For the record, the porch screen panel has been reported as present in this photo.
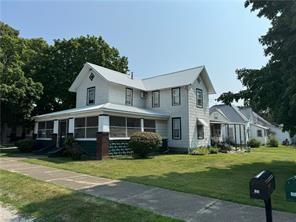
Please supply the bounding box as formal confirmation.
[110,116,126,138]
[37,121,53,138]
[74,116,98,138]
[127,118,141,136]
[86,116,98,138]
[74,118,86,138]
[144,119,156,132]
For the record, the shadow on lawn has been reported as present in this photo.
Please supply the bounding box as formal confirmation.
[18,191,175,222]
[119,160,296,213]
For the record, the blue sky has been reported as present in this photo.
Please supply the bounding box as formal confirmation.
[1,0,270,105]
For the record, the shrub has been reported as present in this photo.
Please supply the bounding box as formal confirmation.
[209,147,219,154]
[64,136,82,160]
[129,132,162,158]
[247,139,261,148]
[191,147,209,155]
[216,142,231,153]
[15,139,35,152]
[267,135,279,147]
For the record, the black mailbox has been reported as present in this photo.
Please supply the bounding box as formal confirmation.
[250,170,275,222]
[250,170,275,200]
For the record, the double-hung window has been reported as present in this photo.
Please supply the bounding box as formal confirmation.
[125,88,133,106]
[257,130,262,137]
[172,117,181,140]
[196,88,203,108]
[87,87,95,105]
[197,124,204,140]
[172,87,181,106]
[152,90,160,107]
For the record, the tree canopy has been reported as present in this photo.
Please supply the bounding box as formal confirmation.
[218,0,296,135]
[0,22,44,132]
[33,36,128,114]
[1,21,129,141]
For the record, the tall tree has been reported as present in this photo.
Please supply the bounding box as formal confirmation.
[0,22,45,142]
[33,36,129,114]
[218,0,296,135]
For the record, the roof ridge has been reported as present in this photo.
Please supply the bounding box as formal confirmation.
[142,65,204,81]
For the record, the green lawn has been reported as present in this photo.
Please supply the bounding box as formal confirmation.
[0,169,179,222]
[2,146,296,213]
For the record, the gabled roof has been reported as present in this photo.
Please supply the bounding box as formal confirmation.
[210,104,247,123]
[34,103,169,120]
[142,66,215,93]
[69,62,216,93]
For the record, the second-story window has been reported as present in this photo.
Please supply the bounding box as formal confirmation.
[196,88,203,108]
[172,87,181,106]
[152,90,160,107]
[126,88,133,106]
[87,87,95,105]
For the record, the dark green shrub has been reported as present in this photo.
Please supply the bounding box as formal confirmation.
[15,139,35,152]
[64,136,82,160]
[247,139,261,148]
[267,135,279,147]
[209,147,219,154]
[129,132,162,158]
[191,147,209,155]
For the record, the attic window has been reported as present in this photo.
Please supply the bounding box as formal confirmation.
[89,73,95,81]
[197,77,201,83]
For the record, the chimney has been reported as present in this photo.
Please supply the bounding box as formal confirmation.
[131,72,134,79]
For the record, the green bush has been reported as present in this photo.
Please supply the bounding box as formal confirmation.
[209,147,219,154]
[64,136,82,160]
[267,135,279,147]
[129,132,162,158]
[191,147,209,155]
[247,139,261,148]
[15,139,35,152]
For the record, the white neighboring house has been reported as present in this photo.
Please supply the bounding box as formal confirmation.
[209,104,291,146]
[33,62,215,156]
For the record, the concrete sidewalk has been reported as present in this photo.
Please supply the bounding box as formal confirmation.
[0,157,295,222]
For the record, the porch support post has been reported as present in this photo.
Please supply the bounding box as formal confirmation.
[68,118,74,137]
[234,124,237,148]
[96,115,110,160]
[33,122,38,139]
[141,118,144,132]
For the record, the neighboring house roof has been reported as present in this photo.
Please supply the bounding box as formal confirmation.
[210,105,247,123]
[69,62,216,93]
[34,103,169,121]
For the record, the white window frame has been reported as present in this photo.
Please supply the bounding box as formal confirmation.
[37,121,54,139]
[125,88,133,106]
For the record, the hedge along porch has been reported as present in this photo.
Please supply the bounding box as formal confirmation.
[33,103,169,159]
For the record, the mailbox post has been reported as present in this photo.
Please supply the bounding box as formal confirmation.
[250,170,275,222]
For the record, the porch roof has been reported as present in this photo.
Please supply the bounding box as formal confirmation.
[34,103,169,121]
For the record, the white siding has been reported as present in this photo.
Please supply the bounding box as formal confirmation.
[156,120,168,138]
[108,83,145,108]
[188,75,210,148]
[250,125,267,145]
[146,87,189,148]
[76,73,109,107]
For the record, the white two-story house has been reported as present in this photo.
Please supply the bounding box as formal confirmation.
[33,62,215,156]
